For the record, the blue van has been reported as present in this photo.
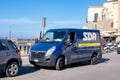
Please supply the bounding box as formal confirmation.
[29,28,102,70]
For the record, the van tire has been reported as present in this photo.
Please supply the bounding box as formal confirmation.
[5,62,19,77]
[55,57,65,70]
[90,54,97,65]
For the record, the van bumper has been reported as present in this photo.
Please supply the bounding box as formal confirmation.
[29,55,57,67]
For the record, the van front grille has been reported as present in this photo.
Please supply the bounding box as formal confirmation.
[31,51,45,58]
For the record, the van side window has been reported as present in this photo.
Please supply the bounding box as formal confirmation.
[65,32,76,45]
[70,32,75,43]
[0,41,7,51]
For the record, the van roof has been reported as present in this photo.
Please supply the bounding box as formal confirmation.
[47,28,100,32]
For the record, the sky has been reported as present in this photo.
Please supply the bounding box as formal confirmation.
[0,0,106,39]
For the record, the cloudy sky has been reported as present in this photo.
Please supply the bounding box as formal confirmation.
[0,0,106,38]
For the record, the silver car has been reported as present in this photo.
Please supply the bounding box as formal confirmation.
[0,39,22,77]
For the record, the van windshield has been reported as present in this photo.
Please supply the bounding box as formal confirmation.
[40,30,66,43]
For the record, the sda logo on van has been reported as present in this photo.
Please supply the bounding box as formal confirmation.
[83,32,97,41]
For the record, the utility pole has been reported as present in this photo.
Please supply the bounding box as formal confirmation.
[9,25,11,40]
[42,17,46,36]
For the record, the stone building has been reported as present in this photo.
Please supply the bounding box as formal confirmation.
[11,38,35,56]
[87,0,120,43]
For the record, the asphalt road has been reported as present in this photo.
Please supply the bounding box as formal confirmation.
[0,52,120,80]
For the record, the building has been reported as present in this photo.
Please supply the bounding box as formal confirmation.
[87,0,120,43]
[11,38,35,56]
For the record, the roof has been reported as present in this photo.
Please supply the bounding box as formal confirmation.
[89,6,103,8]
[47,28,100,32]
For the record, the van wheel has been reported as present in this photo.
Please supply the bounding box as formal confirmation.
[55,57,65,70]
[90,54,97,65]
[5,62,19,77]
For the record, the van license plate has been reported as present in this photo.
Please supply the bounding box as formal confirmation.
[34,59,39,62]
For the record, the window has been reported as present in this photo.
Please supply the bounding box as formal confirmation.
[102,13,105,20]
[0,41,7,51]
[111,22,113,28]
[66,32,76,43]
[94,24,97,30]
[70,32,76,43]
[94,13,98,21]
[40,30,66,43]
[8,41,18,50]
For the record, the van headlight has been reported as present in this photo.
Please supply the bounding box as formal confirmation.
[45,46,56,59]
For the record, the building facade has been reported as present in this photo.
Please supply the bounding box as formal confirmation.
[11,38,35,56]
[87,0,120,43]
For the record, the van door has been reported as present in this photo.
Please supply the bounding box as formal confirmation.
[70,34,93,63]
[74,42,93,61]
[64,32,93,64]
[64,32,78,64]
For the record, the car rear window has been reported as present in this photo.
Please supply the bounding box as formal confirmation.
[8,41,18,50]
[0,41,7,50]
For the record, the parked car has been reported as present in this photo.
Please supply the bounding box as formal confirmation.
[117,42,120,54]
[0,39,22,77]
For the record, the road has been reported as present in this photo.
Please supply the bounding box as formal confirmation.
[0,52,120,80]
